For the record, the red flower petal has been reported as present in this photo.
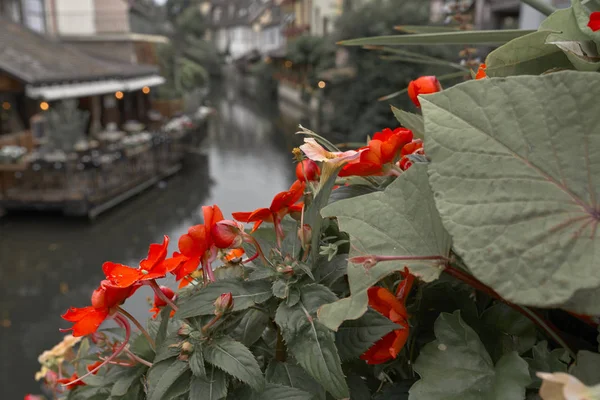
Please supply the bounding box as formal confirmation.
[588,11,600,32]
[102,262,142,288]
[61,307,109,337]
[367,287,408,320]
[139,236,169,273]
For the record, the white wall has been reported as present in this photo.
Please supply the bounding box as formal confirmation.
[311,0,342,36]
[55,0,96,35]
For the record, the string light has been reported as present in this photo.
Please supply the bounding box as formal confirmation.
[2,102,10,110]
[318,81,326,89]
[284,60,293,68]
[115,91,124,100]
[40,102,49,111]
[142,86,151,95]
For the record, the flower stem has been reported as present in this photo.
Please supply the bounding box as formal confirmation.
[63,314,131,387]
[124,348,153,368]
[148,280,179,312]
[118,307,155,350]
[275,327,287,362]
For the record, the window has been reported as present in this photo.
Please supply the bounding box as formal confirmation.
[22,0,46,33]
[214,7,222,22]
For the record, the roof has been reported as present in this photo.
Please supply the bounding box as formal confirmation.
[0,18,159,85]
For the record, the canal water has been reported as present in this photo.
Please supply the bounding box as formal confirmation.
[0,82,307,398]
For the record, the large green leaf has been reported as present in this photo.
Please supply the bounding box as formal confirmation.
[189,366,228,400]
[540,5,600,71]
[203,336,264,390]
[423,71,600,311]
[394,25,461,33]
[318,165,452,330]
[176,280,272,318]
[147,360,190,400]
[275,284,349,399]
[570,351,600,386]
[525,341,569,389]
[110,366,146,397]
[314,255,348,287]
[484,30,573,77]
[409,311,531,400]
[573,0,600,43]
[339,29,535,46]
[247,384,314,400]
[266,360,326,399]
[335,308,401,360]
[391,106,425,139]
[230,308,269,347]
[155,306,172,349]
[190,347,206,378]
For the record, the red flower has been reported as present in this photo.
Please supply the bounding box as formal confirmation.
[149,286,176,318]
[61,280,139,337]
[57,373,86,390]
[361,270,414,365]
[296,159,320,182]
[339,128,413,177]
[164,205,226,286]
[398,139,424,171]
[232,180,305,234]
[211,220,245,249]
[57,361,103,390]
[408,76,442,107]
[103,236,170,288]
[588,11,600,31]
[224,248,245,263]
[475,63,487,79]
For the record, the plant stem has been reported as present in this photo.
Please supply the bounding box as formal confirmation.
[118,307,155,350]
[443,264,576,358]
[275,327,287,362]
[520,0,556,16]
[124,348,153,368]
[148,280,179,312]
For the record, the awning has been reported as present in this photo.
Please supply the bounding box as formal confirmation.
[25,75,165,101]
[123,75,165,91]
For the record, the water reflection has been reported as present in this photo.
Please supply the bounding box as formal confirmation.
[0,84,299,398]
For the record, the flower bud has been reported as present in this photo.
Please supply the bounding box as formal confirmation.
[298,224,312,251]
[178,323,192,337]
[211,220,245,249]
[178,353,189,361]
[408,76,442,108]
[153,286,176,308]
[214,292,234,315]
[181,341,194,353]
[295,159,320,182]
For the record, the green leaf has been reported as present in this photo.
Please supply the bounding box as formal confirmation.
[266,360,326,399]
[147,360,190,400]
[336,308,400,360]
[525,341,569,389]
[409,311,531,400]
[248,383,313,400]
[214,264,245,280]
[314,255,348,286]
[391,106,425,139]
[570,351,600,386]
[190,347,206,378]
[176,280,272,319]
[154,332,180,363]
[155,306,172,349]
[230,308,269,348]
[346,371,371,400]
[130,332,156,361]
[328,185,379,205]
[203,336,264,390]
[189,366,228,400]
[339,29,536,46]
[110,366,146,397]
[484,30,573,77]
[273,280,290,299]
[275,284,349,399]
[480,303,537,362]
[423,71,600,311]
[162,369,192,399]
[573,0,600,43]
[318,165,451,330]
